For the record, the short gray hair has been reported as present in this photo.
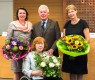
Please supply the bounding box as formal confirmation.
[38,5,49,13]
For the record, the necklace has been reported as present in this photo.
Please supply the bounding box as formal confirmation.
[71,18,80,24]
[17,20,28,30]
[19,21,26,26]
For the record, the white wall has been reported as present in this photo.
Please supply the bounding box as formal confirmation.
[0,0,13,35]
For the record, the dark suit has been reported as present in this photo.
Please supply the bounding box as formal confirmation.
[32,19,61,57]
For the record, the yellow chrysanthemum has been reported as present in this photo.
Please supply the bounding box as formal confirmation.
[78,41,83,46]
[71,44,78,50]
[75,40,79,45]
[66,37,73,44]
[70,42,75,45]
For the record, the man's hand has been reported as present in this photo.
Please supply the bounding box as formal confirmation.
[48,49,54,55]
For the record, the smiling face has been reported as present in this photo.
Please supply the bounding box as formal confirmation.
[16,8,28,20]
[38,5,49,20]
[35,42,45,52]
[66,4,77,20]
[68,9,77,19]
[18,9,26,20]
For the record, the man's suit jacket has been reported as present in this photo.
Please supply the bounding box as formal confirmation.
[32,19,61,56]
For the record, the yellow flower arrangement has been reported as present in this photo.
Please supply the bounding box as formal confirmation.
[56,35,90,57]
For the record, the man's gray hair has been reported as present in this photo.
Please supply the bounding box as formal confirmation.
[38,5,49,13]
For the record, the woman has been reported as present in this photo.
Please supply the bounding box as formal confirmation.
[6,7,32,80]
[62,4,90,80]
[22,36,48,80]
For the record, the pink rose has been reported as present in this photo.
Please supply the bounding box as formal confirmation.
[19,46,23,50]
[6,45,10,50]
[10,52,13,54]
[12,41,17,45]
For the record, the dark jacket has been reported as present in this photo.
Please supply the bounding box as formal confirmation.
[31,19,61,56]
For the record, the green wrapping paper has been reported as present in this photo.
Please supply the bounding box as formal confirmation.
[56,35,90,57]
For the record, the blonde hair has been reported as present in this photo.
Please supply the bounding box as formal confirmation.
[31,36,48,51]
[66,4,77,13]
[38,5,49,13]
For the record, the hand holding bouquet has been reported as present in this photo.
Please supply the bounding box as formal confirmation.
[2,37,30,60]
[56,35,90,57]
[34,52,61,77]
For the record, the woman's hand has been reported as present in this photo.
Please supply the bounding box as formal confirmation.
[32,70,43,76]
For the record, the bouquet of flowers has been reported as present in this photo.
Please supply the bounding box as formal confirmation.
[2,37,30,60]
[34,52,61,77]
[56,35,90,57]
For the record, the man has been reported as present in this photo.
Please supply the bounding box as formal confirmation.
[32,5,61,57]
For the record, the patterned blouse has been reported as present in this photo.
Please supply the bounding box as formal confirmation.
[6,21,31,42]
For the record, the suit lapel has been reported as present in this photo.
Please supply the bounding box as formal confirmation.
[36,22,43,36]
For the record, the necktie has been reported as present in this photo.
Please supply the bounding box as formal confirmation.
[41,21,45,30]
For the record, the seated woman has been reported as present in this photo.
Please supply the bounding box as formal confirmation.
[22,36,48,80]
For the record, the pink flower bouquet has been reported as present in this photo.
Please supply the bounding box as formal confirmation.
[2,37,30,60]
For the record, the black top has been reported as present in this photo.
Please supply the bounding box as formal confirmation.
[62,19,89,74]
[64,19,88,37]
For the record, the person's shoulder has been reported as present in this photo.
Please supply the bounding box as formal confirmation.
[27,21,33,28]
[65,20,71,25]
[27,21,32,24]
[33,21,41,26]
[48,19,59,25]
[9,20,19,25]
[79,19,89,27]
[79,19,87,23]
[9,21,15,24]
[48,18,57,22]
[64,20,71,28]
[27,51,35,57]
